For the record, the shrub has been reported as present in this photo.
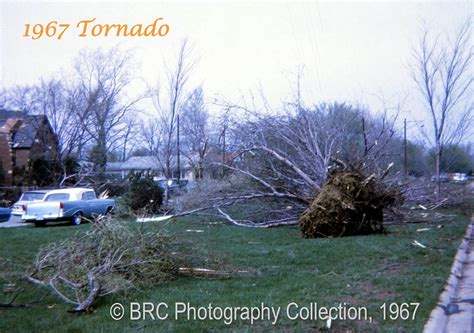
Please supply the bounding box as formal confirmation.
[103,181,129,197]
[124,176,163,213]
[0,187,22,207]
[27,157,57,186]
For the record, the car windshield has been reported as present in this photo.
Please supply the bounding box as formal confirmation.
[45,193,70,201]
[20,192,46,201]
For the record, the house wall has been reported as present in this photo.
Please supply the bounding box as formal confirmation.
[35,119,58,159]
[0,133,13,185]
[0,115,59,186]
[13,120,57,169]
[14,149,30,169]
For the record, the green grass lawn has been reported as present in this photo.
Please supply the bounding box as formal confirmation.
[0,212,471,333]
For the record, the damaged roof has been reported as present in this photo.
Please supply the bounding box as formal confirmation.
[0,110,47,148]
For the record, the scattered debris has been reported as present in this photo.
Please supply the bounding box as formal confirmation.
[413,240,428,249]
[137,215,173,223]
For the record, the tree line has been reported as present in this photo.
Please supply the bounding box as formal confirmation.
[0,21,472,192]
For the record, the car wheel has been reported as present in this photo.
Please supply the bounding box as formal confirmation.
[105,207,113,216]
[72,212,82,225]
[34,221,46,227]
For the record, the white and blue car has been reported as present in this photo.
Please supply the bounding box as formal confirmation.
[22,188,114,227]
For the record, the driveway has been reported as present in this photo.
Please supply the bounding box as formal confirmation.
[0,215,30,228]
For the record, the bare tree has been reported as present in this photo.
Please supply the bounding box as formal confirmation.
[410,21,473,197]
[36,79,92,161]
[0,84,38,111]
[148,39,198,179]
[73,47,140,175]
[119,116,138,162]
[180,87,210,179]
[173,92,400,228]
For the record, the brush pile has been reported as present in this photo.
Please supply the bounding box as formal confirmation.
[27,217,195,312]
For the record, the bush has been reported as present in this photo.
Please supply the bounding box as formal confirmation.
[124,176,163,213]
[27,157,57,186]
[0,188,22,207]
[110,197,133,219]
[103,181,129,197]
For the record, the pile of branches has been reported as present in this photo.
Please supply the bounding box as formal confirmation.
[27,217,181,312]
[299,167,402,238]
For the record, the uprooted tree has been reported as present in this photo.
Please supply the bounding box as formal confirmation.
[299,166,400,238]
[174,99,404,236]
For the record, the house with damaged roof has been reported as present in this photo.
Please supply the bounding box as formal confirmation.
[0,110,58,185]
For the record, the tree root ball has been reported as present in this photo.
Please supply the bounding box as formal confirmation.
[299,170,396,238]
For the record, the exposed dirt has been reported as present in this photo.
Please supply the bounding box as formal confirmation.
[299,170,399,238]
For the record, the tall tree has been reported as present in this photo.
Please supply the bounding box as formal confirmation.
[147,39,198,179]
[73,47,139,175]
[410,21,473,197]
[181,87,209,180]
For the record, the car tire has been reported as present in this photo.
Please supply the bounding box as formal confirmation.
[34,221,46,227]
[105,207,113,216]
[71,212,82,226]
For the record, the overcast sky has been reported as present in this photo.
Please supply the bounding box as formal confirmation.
[0,0,471,138]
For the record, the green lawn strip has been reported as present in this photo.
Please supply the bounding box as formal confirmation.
[0,213,469,332]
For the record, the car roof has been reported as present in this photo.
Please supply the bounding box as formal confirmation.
[23,190,50,194]
[45,188,95,195]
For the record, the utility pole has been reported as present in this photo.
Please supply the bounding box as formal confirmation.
[404,118,408,179]
[222,123,226,177]
[177,114,181,180]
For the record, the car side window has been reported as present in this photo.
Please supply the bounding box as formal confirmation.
[45,193,70,201]
[82,191,96,200]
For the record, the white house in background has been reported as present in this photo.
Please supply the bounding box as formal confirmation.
[105,155,195,181]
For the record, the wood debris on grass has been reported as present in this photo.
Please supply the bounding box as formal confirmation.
[416,228,432,232]
[136,215,173,223]
[412,240,428,249]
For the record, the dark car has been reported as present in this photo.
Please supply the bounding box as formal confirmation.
[0,207,12,223]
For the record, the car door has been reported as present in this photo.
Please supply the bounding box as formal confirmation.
[80,191,93,218]
[85,191,101,217]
